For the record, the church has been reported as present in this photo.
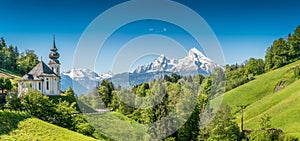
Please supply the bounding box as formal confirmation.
[18,37,61,96]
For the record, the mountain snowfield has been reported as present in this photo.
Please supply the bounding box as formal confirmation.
[133,48,220,76]
[61,69,102,94]
[61,48,222,94]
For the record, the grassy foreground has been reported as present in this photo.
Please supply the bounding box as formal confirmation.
[220,60,300,138]
[0,110,97,141]
[85,112,148,141]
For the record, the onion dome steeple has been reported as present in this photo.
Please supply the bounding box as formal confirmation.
[49,35,60,64]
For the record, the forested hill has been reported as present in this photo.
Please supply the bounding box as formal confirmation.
[220,56,300,138]
[225,25,300,92]
[265,26,300,71]
[0,37,39,75]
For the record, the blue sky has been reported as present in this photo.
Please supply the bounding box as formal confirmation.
[0,0,300,73]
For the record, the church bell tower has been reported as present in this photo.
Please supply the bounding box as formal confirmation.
[48,35,60,76]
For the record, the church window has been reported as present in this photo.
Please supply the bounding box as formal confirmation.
[39,82,41,90]
[46,78,49,90]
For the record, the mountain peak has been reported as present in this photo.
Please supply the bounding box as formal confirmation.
[154,54,167,63]
[133,48,220,75]
[188,48,205,57]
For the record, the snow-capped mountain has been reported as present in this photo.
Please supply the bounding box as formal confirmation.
[61,68,102,95]
[111,48,222,88]
[134,48,220,76]
[61,48,222,94]
[134,54,176,73]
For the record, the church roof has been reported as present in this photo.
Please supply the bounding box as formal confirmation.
[19,61,58,81]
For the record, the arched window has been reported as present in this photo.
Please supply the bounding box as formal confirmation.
[39,82,41,90]
[46,78,49,90]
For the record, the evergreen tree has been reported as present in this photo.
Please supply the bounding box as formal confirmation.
[5,92,22,110]
[0,37,6,48]
[245,58,265,76]
[288,26,300,60]
[21,90,56,121]
[97,79,115,108]
[16,50,39,74]
[199,105,241,141]
[0,77,12,94]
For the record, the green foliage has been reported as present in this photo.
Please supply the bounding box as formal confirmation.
[134,82,150,97]
[20,90,96,137]
[284,135,299,141]
[249,129,284,141]
[220,60,300,139]
[201,77,212,95]
[199,105,241,141]
[21,90,56,122]
[0,37,6,47]
[73,114,95,136]
[0,110,31,135]
[245,58,265,76]
[97,79,115,107]
[210,67,226,97]
[85,112,148,141]
[0,37,39,75]
[176,89,204,141]
[163,137,176,141]
[78,88,105,110]
[4,92,22,111]
[265,26,300,72]
[0,77,12,94]
[259,114,271,129]
[164,73,181,83]
[193,74,205,85]
[225,62,256,91]
[0,110,96,141]
[111,88,134,115]
[63,87,75,97]
[17,50,39,75]
[248,115,284,141]
[200,67,226,97]
[293,66,300,78]
[288,26,300,60]
[54,99,77,129]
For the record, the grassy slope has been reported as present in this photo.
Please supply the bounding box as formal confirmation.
[0,110,97,141]
[0,68,21,94]
[220,60,300,137]
[85,112,148,141]
[0,68,21,78]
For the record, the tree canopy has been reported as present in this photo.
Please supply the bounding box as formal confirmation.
[0,77,12,94]
[0,37,39,75]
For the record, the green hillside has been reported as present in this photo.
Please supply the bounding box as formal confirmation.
[0,68,21,78]
[0,110,97,141]
[220,60,300,138]
[0,68,21,87]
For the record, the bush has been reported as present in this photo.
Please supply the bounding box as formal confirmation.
[293,66,300,78]
[4,92,22,111]
[21,90,56,122]
[248,129,284,141]
[284,135,298,141]
[75,122,95,136]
